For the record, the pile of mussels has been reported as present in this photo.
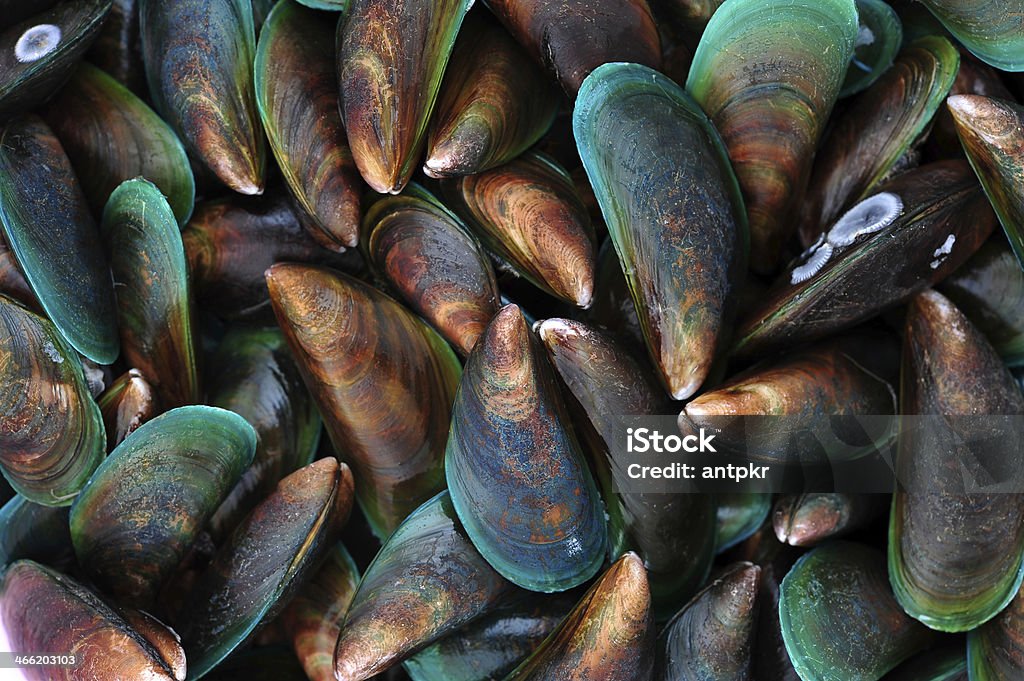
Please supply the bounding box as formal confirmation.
[1,0,1023,679]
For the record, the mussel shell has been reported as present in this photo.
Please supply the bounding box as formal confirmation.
[886,646,968,681]
[0,115,118,364]
[363,186,500,356]
[298,0,347,8]
[0,294,105,506]
[255,0,361,251]
[403,593,575,681]
[439,150,596,309]
[939,239,1024,366]
[87,0,145,95]
[656,562,760,681]
[101,178,200,408]
[281,544,360,681]
[0,1,58,30]
[338,0,471,194]
[43,62,195,226]
[537,317,715,617]
[735,161,996,359]
[266,263,460,539]
[140,0,266,195]
[773,493,886,547]
[801,37,960,244]
[183,194,362,320]
[0,0,113,120]
[333,491,515,681]
[649,0,723,44]
[445,305,607,593]
[586,238,644,353]
[889,290,1024,632]
[0,494,72,568]
[968,584,1024,680]
[780,541,936,681]
[947,95,1024,270]
[575,62,746,400]
[206,326,321,542]
[503,552,654,680]
[0,560,185,680]
[683,334,898,466]
[0,234,35,310]
[686,0,858,273]
[841,0,903,98]
[69,406,256,608]
[482,0,662,96]
[178,457,354,679]
[919,0,1024,71]
[96,368,160,450]
[424,12,558,178]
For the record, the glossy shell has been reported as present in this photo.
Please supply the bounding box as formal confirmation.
[780,542,936,681]
[482,0,662,96]
[773,493,886,547]
[178,458,354,679]
[445,305,607,592]
[96,368,160,449]
[43,62,195,226]
[0,494,72,568]
[0,294,105,505]
[140,0,266,195]
[439,151,596,308]
[968,584,1024,680]
[363,186,500,355]
[424,13,557,178]
[0,115,118,364]
[255,0,361,251]
[101,178,200,408]
[919,0,1024,71]
[889,290,1024,632]
[575,62,747,400]
[266,263,460,539]
[686,0,857,272]
[333,491,515,681]
[69,406,256,607]
[338,0,471,193]
[504,553,654,680]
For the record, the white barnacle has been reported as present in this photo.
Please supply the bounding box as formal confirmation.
[15,24,62,63]
[790,242,834,285]
[826,192,903,248]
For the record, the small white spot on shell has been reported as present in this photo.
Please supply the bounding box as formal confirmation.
[15,24,61,63]
[42,342,63,364]
[826,193,903,247]
[791,243,834,285]
[930,234,956,269]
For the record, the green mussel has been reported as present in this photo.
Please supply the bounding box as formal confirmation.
[101,178,200,408]
[266,263,460,539]
[445,305,607,593]
[0,115,118,364]
[968,583,1024,680]
[0,494,72,568]
[69,406,256,608]
[841,0,903,98]
[773,493,887,547]
[43,62,195,226]
[0,0,112,119]
[424,12,558,178]
[178,457,354,680]
[140,0,266,195]
[482,0,662,96]
[333,491,515,681]
[919,0,1024,71]
[363,185,500,356]
[686,0,858,273]
[575,62,747,400]
[948,95,1024,270]
[337,0,471,193]
[0,560,186,680]
[735,162,996,359]
[96,368,159,450]
[87,0,145,95]
[889,290,1024,632]
[656,562,761,681]
[255,0,361,251]
[0,294,105,505]
[503,552,653,680]
[781,541,937,680]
